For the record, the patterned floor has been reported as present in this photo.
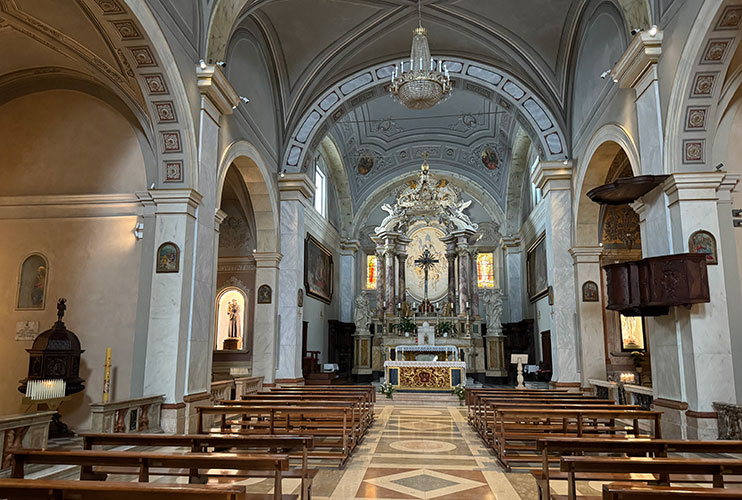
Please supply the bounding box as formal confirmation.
[313,404,540,500]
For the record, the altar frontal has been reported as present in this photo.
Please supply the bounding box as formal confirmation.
[385,343,466,391]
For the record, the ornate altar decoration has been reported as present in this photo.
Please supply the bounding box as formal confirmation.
[18,299,85,437]
[352,153,504,385]
[384,336,466,390]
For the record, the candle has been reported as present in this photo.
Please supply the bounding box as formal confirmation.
[438,59,442,72]
[102,347,112,403]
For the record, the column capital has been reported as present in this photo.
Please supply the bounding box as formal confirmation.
[612,30,662,93]
[215,208,228,228]
[533,161,573,193]
[196,64,239,116]
[501,235,521,249]
[139,189,202,217]
[339,239,361,255]
[279,173,315,202]
[663,172,725,207]
[569,246,603,264]
[717,173,741,203]
[252,251,282,268]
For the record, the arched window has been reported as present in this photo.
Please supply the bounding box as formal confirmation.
[366,254,377,289]
[313,158,327,218]
[477,253,495,288]
[530,155,542,207]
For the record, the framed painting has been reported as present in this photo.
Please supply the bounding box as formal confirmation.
[688,230,717,265]
[257,284,272,304]
[619,314,646,351]
[156,242,180,273]
[304,234,333,303]
[16,254,48,310]
[527,233,548,301]
[582,281,599,302]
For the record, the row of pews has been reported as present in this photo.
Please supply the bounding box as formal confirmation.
[0,384,375,500]
[466,387,742,500]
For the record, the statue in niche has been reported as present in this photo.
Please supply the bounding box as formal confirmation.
[354,294,372,335]
[227,299,240,338]
[483,289,504,335]
[17,254,48,310]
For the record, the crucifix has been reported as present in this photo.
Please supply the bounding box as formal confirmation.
[415,248,439,300]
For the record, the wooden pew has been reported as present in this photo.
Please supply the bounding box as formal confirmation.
[197,405,355,467]
[560,457,742,500]
[493,409,661,471]
[250,392,374,427]
[603,483,742,499]
[80,433,314,500]
[534,437,742,499]
[9,449,291,500]
[0,478,254,500]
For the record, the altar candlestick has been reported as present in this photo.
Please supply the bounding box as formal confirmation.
[102,347,112,403]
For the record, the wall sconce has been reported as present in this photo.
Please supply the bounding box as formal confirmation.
[133,221,144,240]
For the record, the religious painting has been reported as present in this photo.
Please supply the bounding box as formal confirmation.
[366,254,377,290]
[156,242,180,273]
[527,234,548,301]
[688,230,717,265]
[357,154,374,175]
[619,314,645,351]
[304,235,333,303]
[16,254,48,310]
[481,146,499,170]
[582,281,599,302]
[257,284,272,304]
[405,226,448,302]
[215,287,247,350]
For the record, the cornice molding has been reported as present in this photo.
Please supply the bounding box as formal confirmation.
[612,30,663,92]
[196,64,240,116]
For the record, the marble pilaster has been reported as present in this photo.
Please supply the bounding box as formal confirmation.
[456,236,471,315]
[339,240,360,323]
[570,246,607,387]
[469,248,480,316]
[252,252,281,384]
[533,160,579,383]
[502,236,523,323]
[396,236,410,305]
[277,173,314,382]
[374,244,385,316]
[442,235,458,313]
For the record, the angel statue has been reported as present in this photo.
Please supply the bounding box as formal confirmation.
[443,199,478,232]
[354,294,372,335]
[375,203,404,234]
[483,288,504,335]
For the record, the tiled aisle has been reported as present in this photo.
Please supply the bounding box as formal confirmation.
[316,404,541,500]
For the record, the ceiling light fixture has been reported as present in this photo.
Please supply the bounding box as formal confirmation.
[388,0,452,110]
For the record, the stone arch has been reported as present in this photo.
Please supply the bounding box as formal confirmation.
[283,57,569,174]
[218,141,280,254]
[664,1,742,172]
[574,123,640,247]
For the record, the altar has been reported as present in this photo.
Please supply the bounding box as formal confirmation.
[384,346,466,390]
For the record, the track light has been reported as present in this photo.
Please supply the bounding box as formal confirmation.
[280,169,286,178]
[216,61,226,68]
[199,59,207,69]
[563,156,569,166]
[630,28,643,36]
[232,96,250,109]
[600,69,612,80]
[648,25,658,36]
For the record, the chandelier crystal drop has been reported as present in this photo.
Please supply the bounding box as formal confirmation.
[389,5,452,110]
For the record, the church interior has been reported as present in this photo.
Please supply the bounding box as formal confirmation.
[3,0,742,498]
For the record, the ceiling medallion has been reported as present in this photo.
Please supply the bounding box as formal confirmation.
[388,1,452,110]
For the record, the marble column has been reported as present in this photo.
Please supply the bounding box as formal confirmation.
[442,235,458,313]
[502,236,523,323]
[533,160,579,384]
[469,248,480,316]
[339,240,360,323]
[252,252,281,384]
[569,246,607,388]
[663,173,736,439]
[396,252,407,304]
[277,173,314,383]
[373,242,385,316]
[455,233,471,315]
[382,234,398,312]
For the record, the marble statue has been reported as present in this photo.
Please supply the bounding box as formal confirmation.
[354,294,372,335]
[483,288,503,335]
[375,203,404,234]
[418,321,436,346]
[442,199,478,232]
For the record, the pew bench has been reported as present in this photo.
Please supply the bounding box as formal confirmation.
[0,478,261,500]
[80,433,315,500]
[602,483,742,499]
[9,449,291,500]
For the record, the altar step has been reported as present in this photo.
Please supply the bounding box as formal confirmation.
[378,391,460,406]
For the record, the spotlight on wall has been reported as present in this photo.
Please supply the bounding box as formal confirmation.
[150,183,155,189]
[232,96,250,109]
[280,169,287,178]
[630,28,643,36]
[216,61,227,68]
[648,25,658,36]
[563,155,569,166]
[199,59,207,70]
[133,221,144,240]
[715,162,725,171]
[600,69,612,80]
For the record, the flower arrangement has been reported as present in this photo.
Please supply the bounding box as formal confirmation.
[451,383,466,405]
[379,382,395,399]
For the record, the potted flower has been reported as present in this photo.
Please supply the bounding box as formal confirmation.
[435,321,457,338]
[451,383,466,405]
[379,381,395,399]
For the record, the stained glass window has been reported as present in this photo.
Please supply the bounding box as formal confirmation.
[477,253,495,288]
[366,254,377,289]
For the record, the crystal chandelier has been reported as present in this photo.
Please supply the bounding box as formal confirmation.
[389,2,452,110]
